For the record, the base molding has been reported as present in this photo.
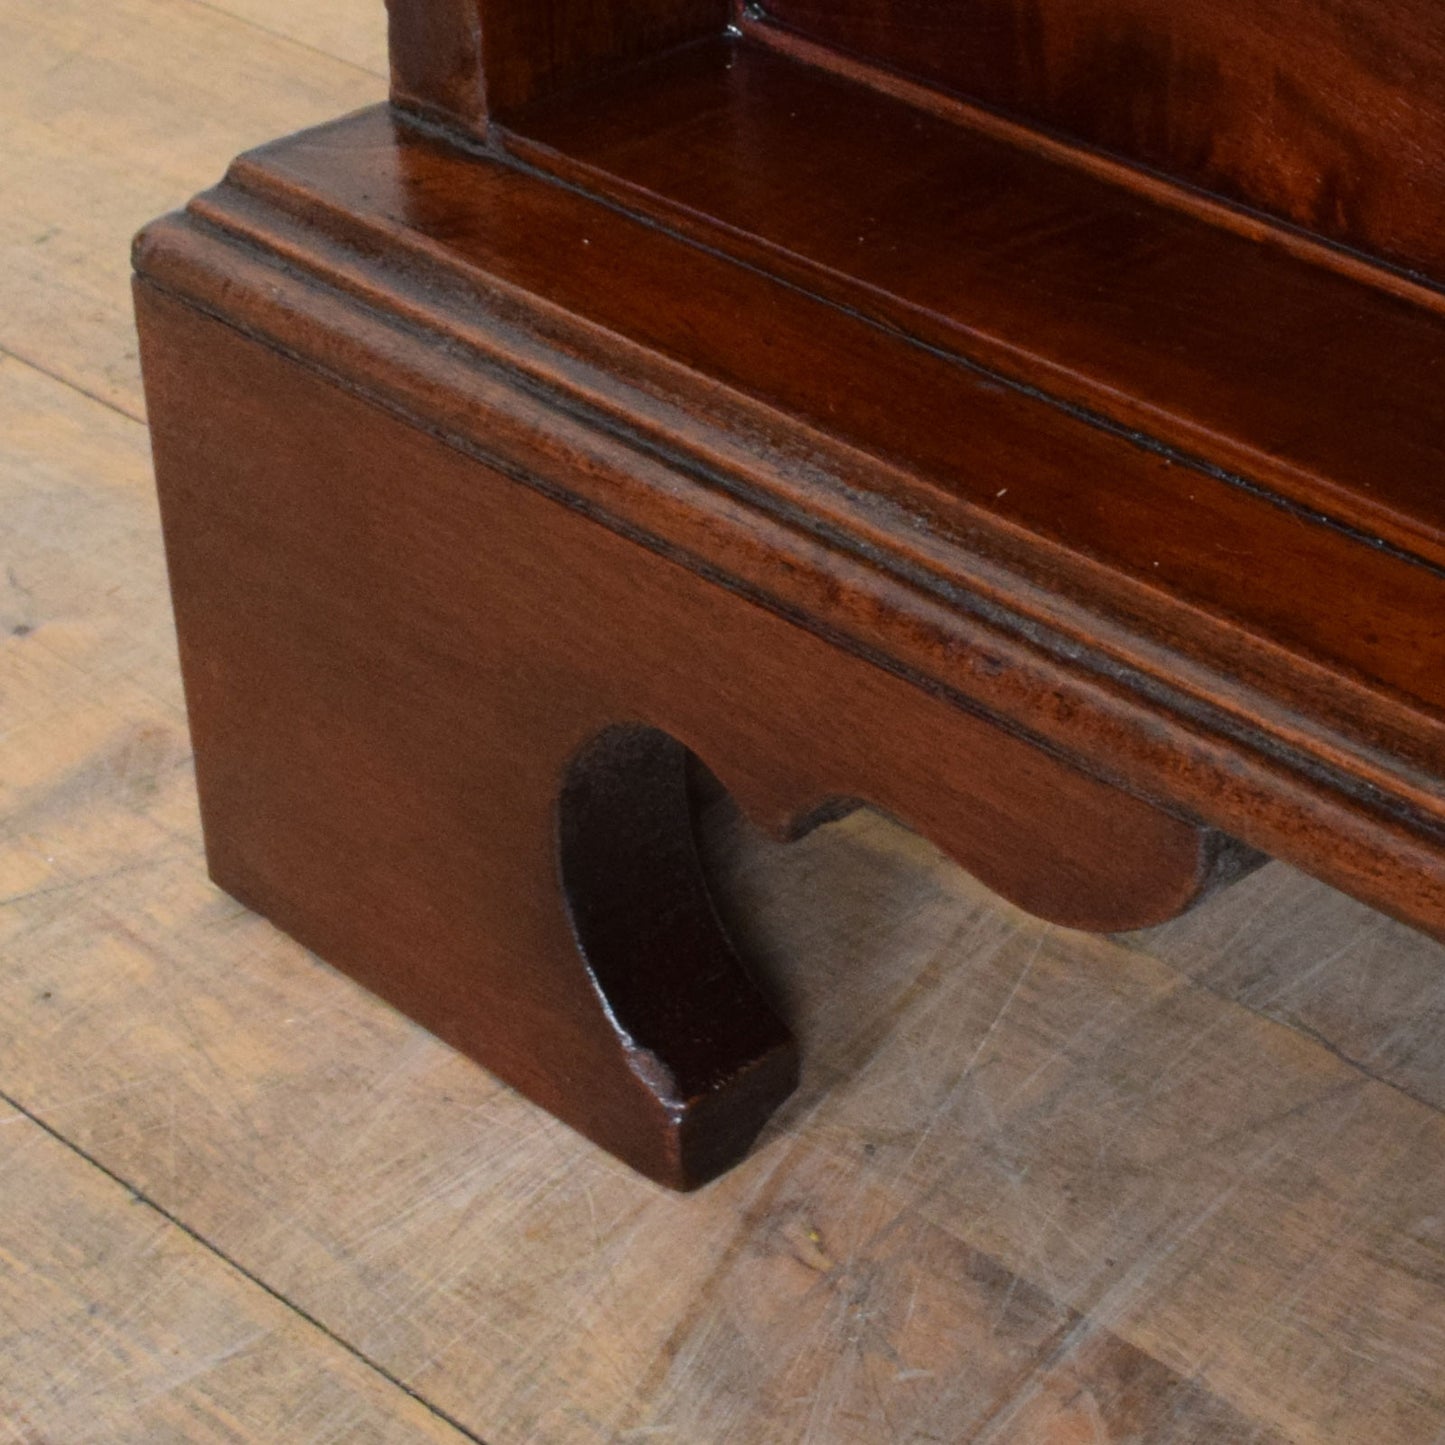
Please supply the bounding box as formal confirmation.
[134,88,1445,1180]
[136,280,1262,1183]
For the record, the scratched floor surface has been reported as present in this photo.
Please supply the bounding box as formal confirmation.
[3,2,1445,1442]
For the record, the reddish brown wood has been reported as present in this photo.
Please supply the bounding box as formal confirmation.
[385,0,487,130]
[181,111,1445,777]
[135,1,1445,1183]
[385,0,726,129]
[749,0,1445,287]
[135,283,1253,1185]
[507,39,1445,570]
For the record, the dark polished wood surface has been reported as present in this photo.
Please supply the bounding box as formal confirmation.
[749,0,1445,286]
[138,0,1445,1181]
[185,111,1445,774]
[387,0,727,122]
[511,39,1445,573]
[138,283,1257,1184]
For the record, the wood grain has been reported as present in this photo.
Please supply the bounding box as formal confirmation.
[752,0,1445,285]
[207,0,388,75]
[386,0,727,128]
[6,0,1445,1439]
[141,109,1445,942]
[136,281,1261,1182]
[0,1103,468,1443]
[1129,859,1445,1114]
[511,38,1445,570]
[0,0,382,416]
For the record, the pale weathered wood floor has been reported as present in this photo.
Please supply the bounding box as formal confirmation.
[4,3,1445,1441]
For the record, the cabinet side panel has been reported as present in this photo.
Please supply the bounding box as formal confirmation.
[388,0,729,128]
[387,0,487,129]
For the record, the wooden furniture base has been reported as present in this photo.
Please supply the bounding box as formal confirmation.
[133,286,1254,1187]
[136,1,1445,1187]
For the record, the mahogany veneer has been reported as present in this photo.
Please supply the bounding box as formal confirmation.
[135,0,1445,1187]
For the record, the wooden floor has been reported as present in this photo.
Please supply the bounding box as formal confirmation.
[4,3,1445,1441]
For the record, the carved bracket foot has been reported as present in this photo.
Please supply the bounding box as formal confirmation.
[137,283,1261,1187]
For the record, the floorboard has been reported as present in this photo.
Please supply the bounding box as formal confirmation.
[3,1,1444,1441]
[0,1099,474,1443]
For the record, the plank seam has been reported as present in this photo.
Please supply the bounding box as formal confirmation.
[0,343,145,428]
[0,1086,491,1445]
[178,0,388,81]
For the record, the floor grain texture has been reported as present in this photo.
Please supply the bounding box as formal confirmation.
[3,2,1444,1441]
